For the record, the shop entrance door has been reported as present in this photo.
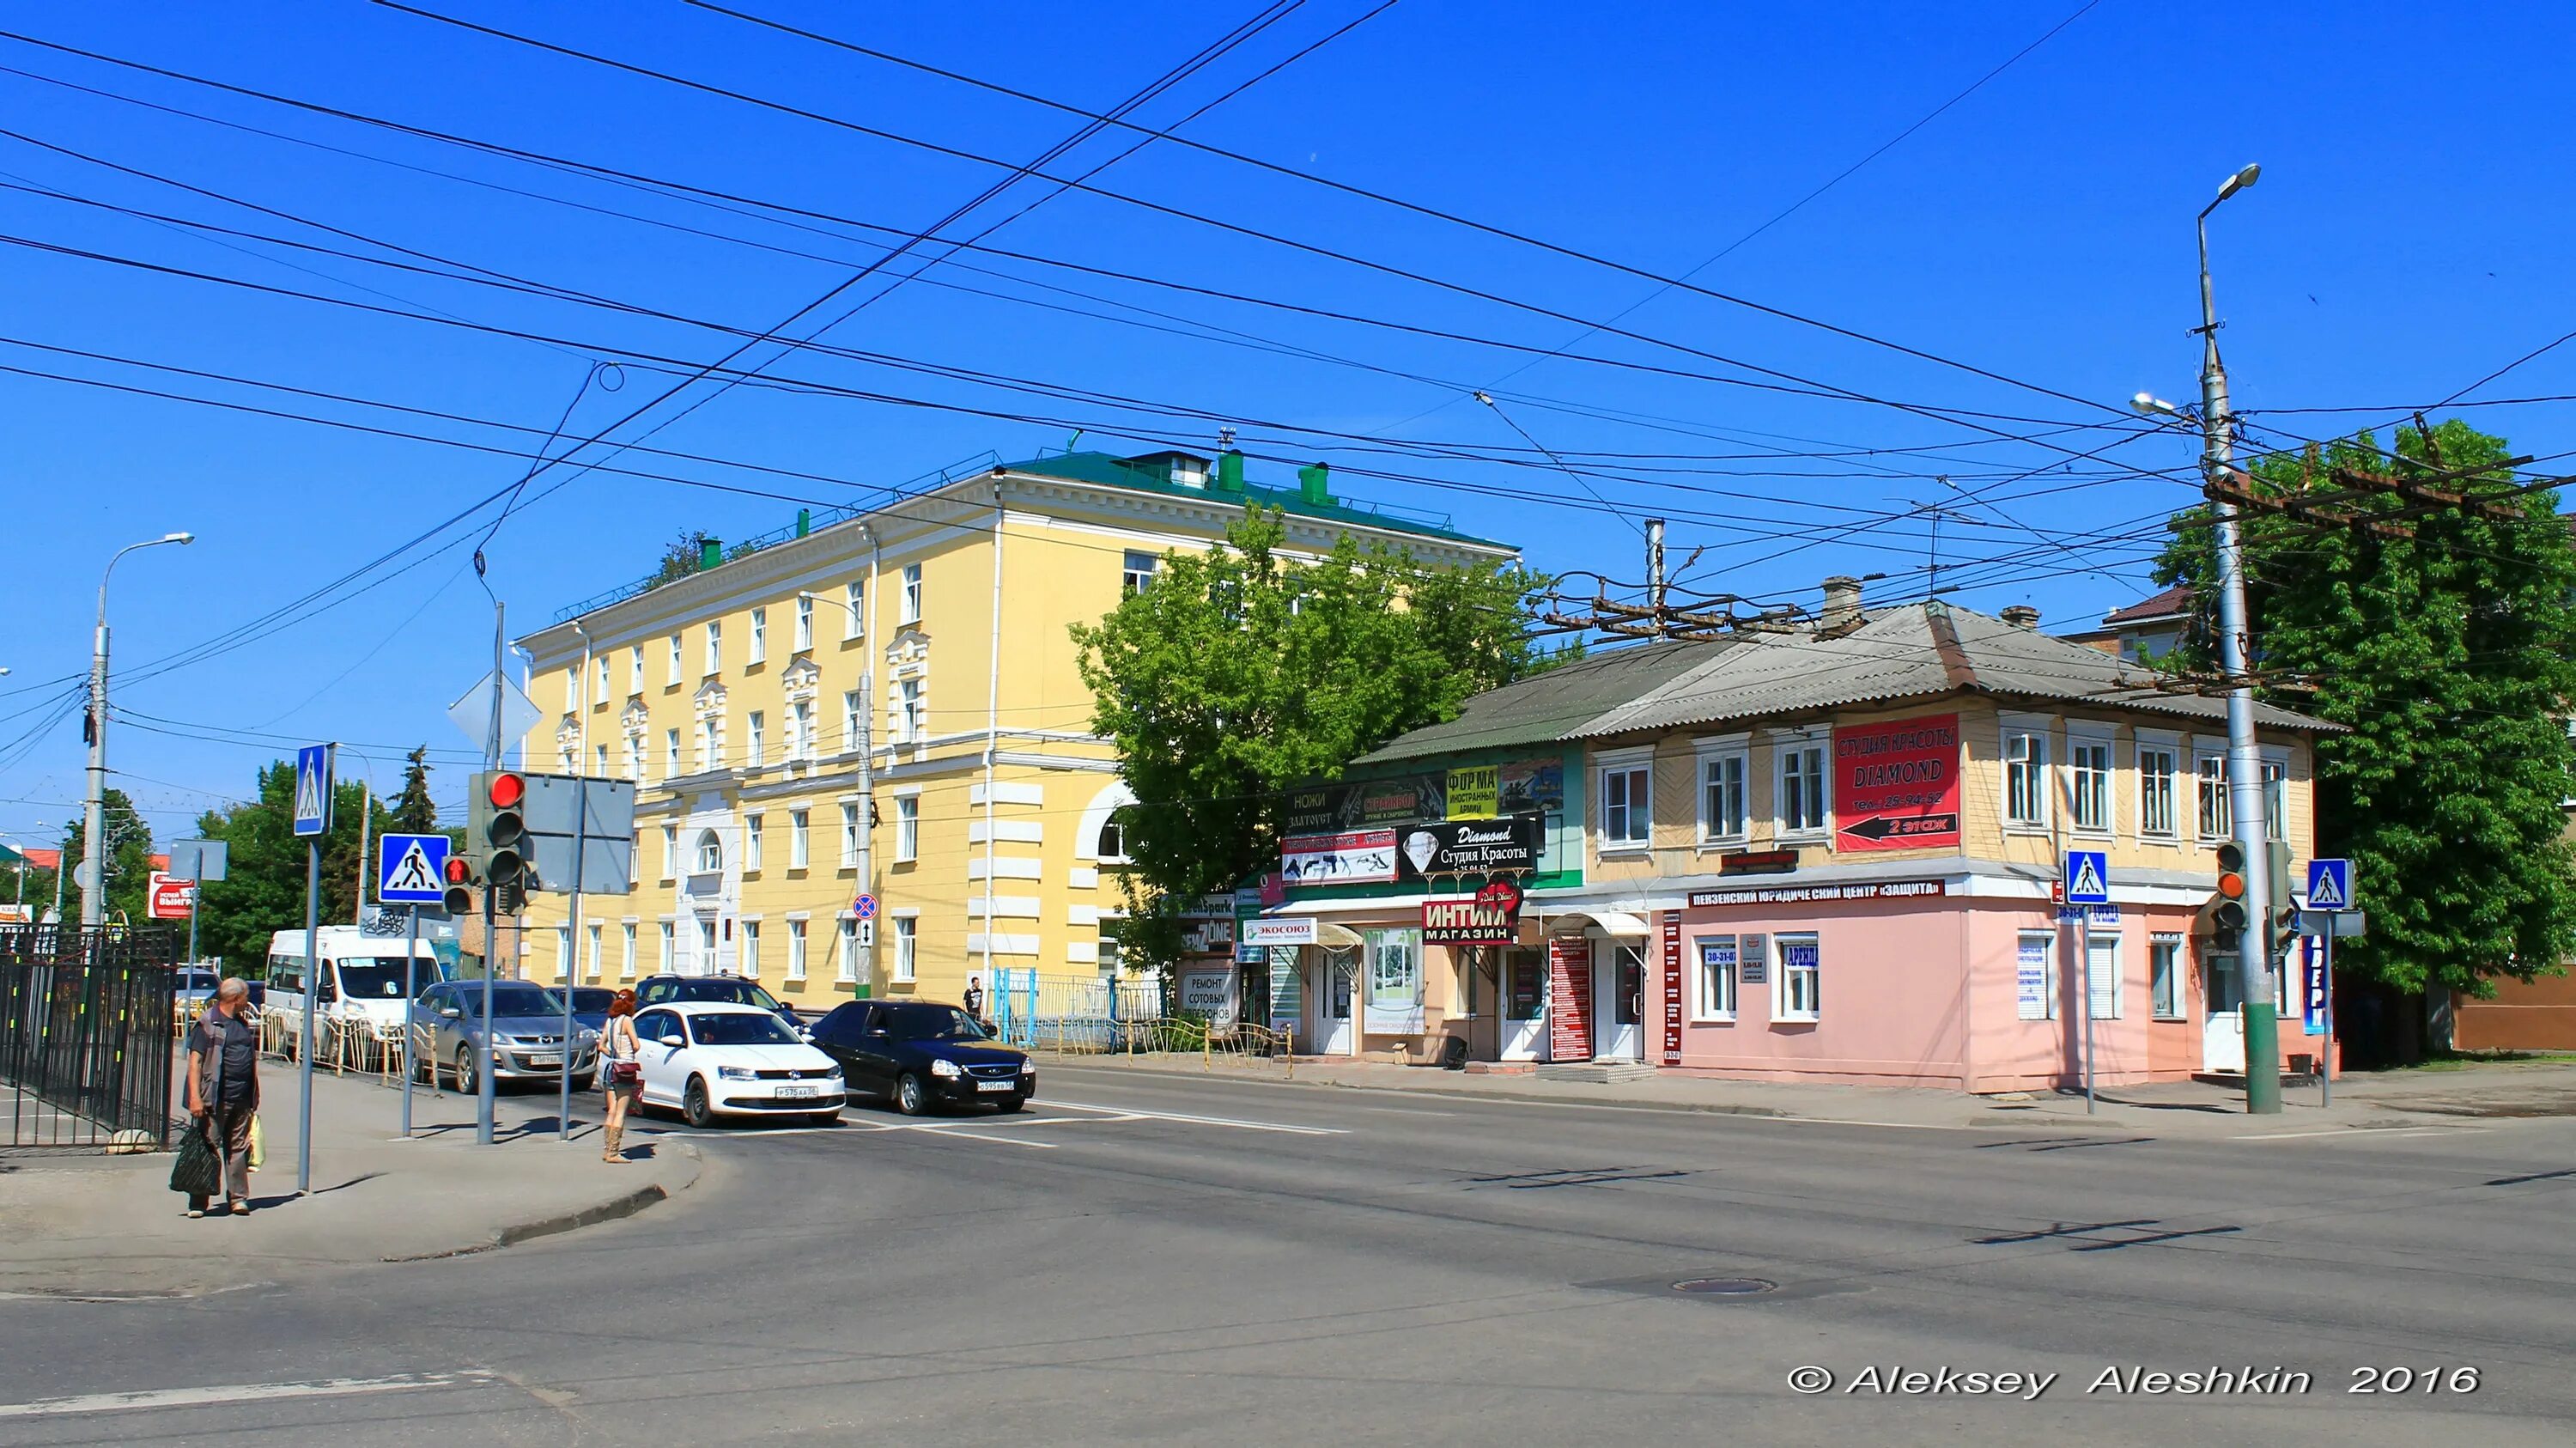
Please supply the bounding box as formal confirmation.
[2202,950,2245,1074]
[1546,937,1593,1062]
[1316,948,1356,1055]
[1595,940,1645,1061]
[1498,947,1546,1061]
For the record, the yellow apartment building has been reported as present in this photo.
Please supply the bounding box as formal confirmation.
[511,447,1515,1013]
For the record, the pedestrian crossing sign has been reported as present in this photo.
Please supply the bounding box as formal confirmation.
[2063,849,2111,905]
[2306,857,2353,911]
[292,743,334,837]
[379,832,450,904]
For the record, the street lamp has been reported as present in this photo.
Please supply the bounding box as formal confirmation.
[79,532,192,930]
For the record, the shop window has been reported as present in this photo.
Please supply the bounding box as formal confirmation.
[1504,950,1543,1019]
[1365,929,1422,1019]
[2150,934,2185,1019]
[1773,934,1820,1022]
[1696,936,1737,1020]
[2016,929,2057,1021]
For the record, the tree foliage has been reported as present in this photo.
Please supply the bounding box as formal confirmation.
[58,788,155,924]
[2155,419,2576,994]
[185,762,392,973]
[1072,509,1546,970]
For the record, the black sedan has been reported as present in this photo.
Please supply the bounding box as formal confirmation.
[809,1001,1033,1115]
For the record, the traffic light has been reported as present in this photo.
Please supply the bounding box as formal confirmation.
[2264,841,2299,959]
[470,770,532,911]
[2210,840,2250,936]
[440,851,479,916]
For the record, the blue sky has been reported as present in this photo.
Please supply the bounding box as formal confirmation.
[5,0,2573,848]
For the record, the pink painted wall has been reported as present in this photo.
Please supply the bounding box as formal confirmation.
[1663,896,1975,1086]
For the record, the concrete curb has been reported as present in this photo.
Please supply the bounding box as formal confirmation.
[495,1182,670,1248]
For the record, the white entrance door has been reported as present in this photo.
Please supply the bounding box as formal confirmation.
[1595,939,1645,1062]
[1498,947,1546,1061]
[1315,950,1355,1055]
[2202,950,2245,1073]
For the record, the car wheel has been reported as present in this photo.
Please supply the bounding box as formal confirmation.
[993,1097,1026,1114]
[454,1046,477,1096]
[894,1073,928,1116]
[683,1077,718,1129]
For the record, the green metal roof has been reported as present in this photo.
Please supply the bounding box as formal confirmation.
[1002,451,1511,552]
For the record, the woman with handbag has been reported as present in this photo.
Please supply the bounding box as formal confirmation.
[598,988,642,1164]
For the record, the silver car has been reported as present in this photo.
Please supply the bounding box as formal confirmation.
[411,980,598,1093]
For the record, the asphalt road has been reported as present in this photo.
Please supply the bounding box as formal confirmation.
[3,1065,2571,1445]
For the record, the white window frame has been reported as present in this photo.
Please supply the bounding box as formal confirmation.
[842,690,863,754]
[744,710,765,769]
[900,563,922,625]
[2002,713,2052,833]
[741,919,762,978]
[586,922,603,981]
[744,812,764,872]
[665,727,681,779]
[2086,931,2123,1020]
[836,917,860,983]
[1694,733,1749,846]
[839,801,860,869]
[792,699,815,762]
[789,807,811,870]
[657,920,674,973]
[629,643,645,696]
[659,825,677,879]
[787,918,808,982]
[892,914,919,983]
[794,593,814,652]
[896,793,920,862]
[621,922,637,980]
[704,620,722,677]
[2017,928,2058,1021]
[563,666,579,713]
[2149,933,2185,1019]
[896,678,924,745]
[843,581,866,641]
[1771,726,1831,839]
[1772,933,1820,1022]
[2136,733,2181,841]
[1694,934,1737,1021]
[750,606,769,666]
[1121,549,1158,593]
[667,632,683,685]
[694,719,714,774]
[694,830,722,874]
[2066,724,2116,837]
[595,654,611,703]
[1596,746,1654,852]
[593,742,609,777]
[2195,745,2231,841]
[2261,750,2289,843]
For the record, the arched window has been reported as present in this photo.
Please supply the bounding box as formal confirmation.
[1078,782,1137,864]
[695,830,724,874]
[1096,815,1125,863]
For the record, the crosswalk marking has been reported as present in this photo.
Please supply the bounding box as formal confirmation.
[0,1372,495,1420]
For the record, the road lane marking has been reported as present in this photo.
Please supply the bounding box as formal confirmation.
[1045,1098,1346,1135]
[0,1372,496,1420]
[2232,1126,2476,1142]
[841,1120,1060,1149]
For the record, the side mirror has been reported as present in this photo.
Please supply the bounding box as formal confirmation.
[659,1034,684,1048]
[438,1005,464,1020]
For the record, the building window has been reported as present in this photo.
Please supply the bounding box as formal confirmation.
[695,830,722,874]
[553,925,570,981]
[741,920,762,977]
[792,700,815,762]
[2004,727,2050,828]
[1696,935,1737,1020]
[1096,814,1125,863]
[564,666,579,712]
[586,923,603,980]
[1600,763,1651,849]
[704,620,721,676]
[657,921,673,972]
[694,720,714,773]
[1774,934,1820,1021]
[667,632,683,684]
[2196,753,2229,839]
[745,710,766,769]
[836,918,860,983]
[2017,929,2057,1020]
[2138,745,2178,837]
[900,563,922,625]
[842,690,863,753]
[1364,928,1422,1020]
[624,736,641,782]
[1699,750,1747,843]
[665,727,681,779]
[844,581,866,640]
[787,920,807,982]
[629,644,644,695]
[2150,934,2184,1019]
[893,916,918,982]
[1122,549,1158,594]
[659,825,677,879]
[896,795,920,862]
[896,678,924,744]
[621,922,637,980]
[2087,933,2121,1019]
[789,808,811,869]
[698,917,717,964]
[794,594,814,652]
[744,813,764,872]
[840,802,860,868]
[2069,739,2112,833]
[2263,760,2287,843]
[1503,949,1542,1019]
[595,654,611,703]
[748,607,768,666]
[592,743,608,777]
[1778,738,1828,835]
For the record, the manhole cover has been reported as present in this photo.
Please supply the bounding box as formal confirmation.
[1672,1276,1775,1296]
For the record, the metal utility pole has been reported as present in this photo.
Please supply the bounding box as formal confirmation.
[2196,161,2281,1115]
[1644,518,1667,633]
[81,532,192,928]
[478,599,504,1145]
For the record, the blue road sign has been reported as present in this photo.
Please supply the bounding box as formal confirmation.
[852,892,878,921]
[292,744,335,837]
[2063,849,2111,905]
[2306,857,2354,911]
[379,832,451,904]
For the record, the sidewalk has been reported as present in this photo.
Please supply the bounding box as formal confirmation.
[1055,1053,2576,1137]
[0,1063,697,1299]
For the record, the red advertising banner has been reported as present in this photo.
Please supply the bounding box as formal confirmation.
[147,870,194,920]
[1659,914,1684,1066]
[1547,936,1593,1062]
[1833,714,1961,850]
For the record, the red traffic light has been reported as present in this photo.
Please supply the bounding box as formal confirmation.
[487,771,526,808]
[2216,870,2246,899]
[444,855,472,885]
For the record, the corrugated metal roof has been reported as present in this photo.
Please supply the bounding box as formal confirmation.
[1004,451,1509,551]
[2098,582,2196,626]
[1353,639,1730,764]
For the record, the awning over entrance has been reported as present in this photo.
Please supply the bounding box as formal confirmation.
[1544,910,1651,940]
[1314,922,1364,949]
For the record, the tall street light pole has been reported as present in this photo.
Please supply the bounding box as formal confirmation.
[81,532,192,928]
[2196,162,2282,1115]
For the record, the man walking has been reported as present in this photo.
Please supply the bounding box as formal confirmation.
[183,977,259,1217]
[963,974,987,1027]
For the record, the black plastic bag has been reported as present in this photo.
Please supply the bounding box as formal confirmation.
[168,1119,221,1198]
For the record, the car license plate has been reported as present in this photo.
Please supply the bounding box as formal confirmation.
[527,1055,561,1068]
[774,1084,817,1099]
[975,1079,1016,1093]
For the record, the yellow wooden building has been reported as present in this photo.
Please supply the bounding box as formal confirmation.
[511,447,1515,1013]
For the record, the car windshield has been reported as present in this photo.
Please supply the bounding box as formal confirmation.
[882,1004,990,1042]
[690,1012,799,1047]
[680,979,790,1013]
[443,984,560,1017]
[337,958,441,999]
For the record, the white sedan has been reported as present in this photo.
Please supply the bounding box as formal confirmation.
[631,1001,844,1129]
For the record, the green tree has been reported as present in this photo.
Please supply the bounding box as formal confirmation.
[389,745,441,833]
[186,761,392,972]
[2154,419,2576,995]
[58,788,156,924]
[1072,508,1544,970]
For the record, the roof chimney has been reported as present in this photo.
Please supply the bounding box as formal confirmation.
[1820,575,1863,634]
[1297,462,1332,505]
[2000,604,2042,630]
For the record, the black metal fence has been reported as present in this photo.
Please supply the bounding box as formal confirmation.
[2,924,180,1149]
